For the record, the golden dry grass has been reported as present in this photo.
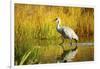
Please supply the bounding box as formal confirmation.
[14,3,94,65]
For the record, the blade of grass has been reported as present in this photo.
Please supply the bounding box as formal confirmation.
[19,49,32,65]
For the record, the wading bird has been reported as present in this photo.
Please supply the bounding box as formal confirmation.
[54,17,79,45]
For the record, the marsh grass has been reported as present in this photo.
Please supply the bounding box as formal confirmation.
[14,4,94,65]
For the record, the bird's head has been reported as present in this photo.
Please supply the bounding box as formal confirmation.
[54,17,61,24]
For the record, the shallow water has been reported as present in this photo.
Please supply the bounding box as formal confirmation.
[31,39,94,64]
[15,39,94,65]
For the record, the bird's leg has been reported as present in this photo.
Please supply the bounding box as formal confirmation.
[74,39,78,51]
[75,39,78,47]
[70,39,72,46]
[59,36,64,45]
[60,38,64,45]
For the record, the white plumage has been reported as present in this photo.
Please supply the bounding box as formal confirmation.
[54,17,79,45]
[62,26,78,40]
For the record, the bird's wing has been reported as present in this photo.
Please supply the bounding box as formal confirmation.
[62,26,73,39]
[63,26,78,40]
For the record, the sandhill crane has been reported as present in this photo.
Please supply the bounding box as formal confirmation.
[54,17,79,45]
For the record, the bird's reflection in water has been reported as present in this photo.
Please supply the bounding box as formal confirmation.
[57,44,78,63]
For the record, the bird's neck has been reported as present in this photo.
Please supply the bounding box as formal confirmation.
[57,21,61,29]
